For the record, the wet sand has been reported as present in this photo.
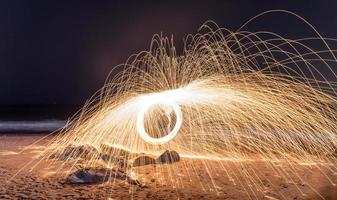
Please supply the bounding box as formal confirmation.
[0,134,337,199]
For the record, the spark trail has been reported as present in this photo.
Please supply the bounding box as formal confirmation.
[37,10,337,198]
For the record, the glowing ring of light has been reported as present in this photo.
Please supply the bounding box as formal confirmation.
[136,100,182,145]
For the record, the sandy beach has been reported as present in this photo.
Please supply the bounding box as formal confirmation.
[0,134,337,200]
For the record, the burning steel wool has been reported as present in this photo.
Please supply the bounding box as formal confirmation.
[29,11,337,197]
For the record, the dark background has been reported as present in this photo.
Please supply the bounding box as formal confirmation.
[1,0,337,121]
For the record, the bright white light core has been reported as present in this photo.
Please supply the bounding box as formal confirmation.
[136,91,183,145]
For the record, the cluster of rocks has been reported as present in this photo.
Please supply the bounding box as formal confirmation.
[51,144,180,185]
[133,150,180,167]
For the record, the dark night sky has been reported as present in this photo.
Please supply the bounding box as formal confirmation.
[1,0,337,106]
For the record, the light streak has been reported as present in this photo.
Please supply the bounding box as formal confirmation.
[136,91,183,145]
[34,11,337,197]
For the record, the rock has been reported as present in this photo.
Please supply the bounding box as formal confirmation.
[132,150,180,167]
[156,150,180,164]
[67,168,143,186]
[68,168,112,184]
[133,155,156,167]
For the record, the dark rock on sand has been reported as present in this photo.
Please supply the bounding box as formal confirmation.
[132,150,180,167]
[133,155,156,167]
[68,168,109,184]
[67,168,143,186]
[156,150,180,164]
